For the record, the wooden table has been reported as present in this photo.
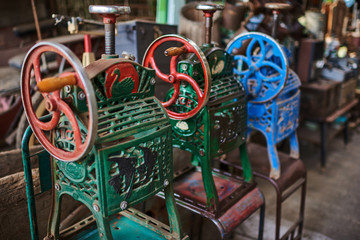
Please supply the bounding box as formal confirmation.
[299,99,358,168]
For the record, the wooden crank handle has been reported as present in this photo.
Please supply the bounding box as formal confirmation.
[164,46,188,56]
[37,74,77,93]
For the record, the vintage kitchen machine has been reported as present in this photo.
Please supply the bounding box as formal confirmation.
[143,3,265,238]
[226,31,301,179]
[20,5,211,240]
[225,4,305,239]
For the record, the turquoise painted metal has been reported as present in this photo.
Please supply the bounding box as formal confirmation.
[22,118,52,240]
[143,3,265,238]
[226,32,301,179]
[21,5,188,240]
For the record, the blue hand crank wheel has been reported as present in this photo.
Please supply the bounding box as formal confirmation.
[226,32,289,103]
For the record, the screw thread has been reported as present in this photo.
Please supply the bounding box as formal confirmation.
[104,23,115,55]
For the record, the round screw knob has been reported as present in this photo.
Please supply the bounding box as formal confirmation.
[195,3,224,45]
[89,5,131,56]
[264,3,291,38]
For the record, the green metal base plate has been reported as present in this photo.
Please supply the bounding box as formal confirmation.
[63,208,174,240]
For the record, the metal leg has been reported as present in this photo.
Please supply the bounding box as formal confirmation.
[198,215,204,240]
[275,189,282,240]
[320,122,327,168]
[239,143,253,182]
[265,138,281,179]
[45,191,62,240]
[189,213,202,240]
[258,203,265,240]
[164,182,185,238]
[93,214,113,240]
[298,176,307,239]
[289,132,300,159]
[197,151,219,210]
[22,142,39,240]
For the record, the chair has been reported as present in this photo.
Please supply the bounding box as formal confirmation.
[220,143,306,240]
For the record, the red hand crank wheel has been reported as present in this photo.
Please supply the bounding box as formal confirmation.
[142,34,211,120]
[21,42,98,162]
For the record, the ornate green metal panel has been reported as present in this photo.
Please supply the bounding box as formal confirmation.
[21,45,186,240]
[164,45,252,207]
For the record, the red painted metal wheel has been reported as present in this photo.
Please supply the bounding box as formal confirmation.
[21,42,97,162]
[143,34,211,120]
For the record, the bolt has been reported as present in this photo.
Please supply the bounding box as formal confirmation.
[78,91,86,100]
[120,201,128,210]
[122,51,136,61]
[181,64,188,71]
[164,179,169,187]
[64,85,71,93]
[93,204,100,212]
[100,233,104,238]
[199,149,205,156]
[214,124,220,130]
[150,78,156,85]
[55,183,61,191]
[168,75,175,83]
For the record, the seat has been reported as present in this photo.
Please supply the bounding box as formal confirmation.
[220,143,306,240]
[172,168,265,237]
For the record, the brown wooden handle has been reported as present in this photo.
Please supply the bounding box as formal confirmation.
[164,46,188,56]
[37,74,77,93]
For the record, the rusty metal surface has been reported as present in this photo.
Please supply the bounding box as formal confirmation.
[85,58,146,79]
[218,188,264,234]
[174,170,240,204]
[172,168,255,218]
